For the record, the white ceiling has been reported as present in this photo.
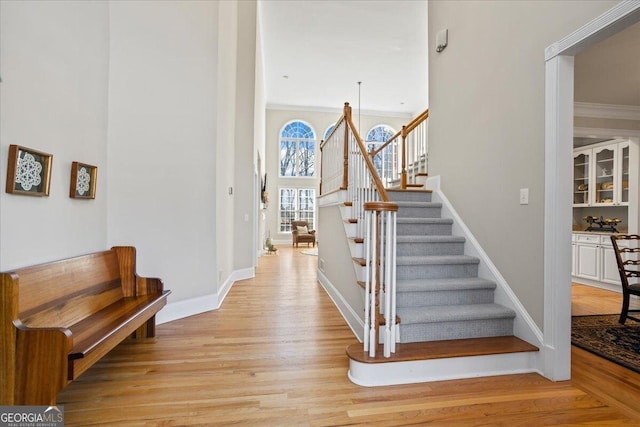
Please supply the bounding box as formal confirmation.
[258,0,428,116]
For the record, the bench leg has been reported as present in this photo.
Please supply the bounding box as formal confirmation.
[133,315,157,338]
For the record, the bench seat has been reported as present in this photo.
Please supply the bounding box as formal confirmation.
[69,292,169,379]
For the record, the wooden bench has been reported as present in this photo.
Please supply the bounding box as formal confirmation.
[0,246,170,405]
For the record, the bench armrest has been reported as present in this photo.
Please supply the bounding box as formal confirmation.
[112,246,166,297]
[137,276,165,295]
[13,320,73,405]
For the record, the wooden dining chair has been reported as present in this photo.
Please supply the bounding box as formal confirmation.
[610,234,640,324]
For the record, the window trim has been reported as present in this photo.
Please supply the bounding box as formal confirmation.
[279,120,317,178]
[277,186,316,234]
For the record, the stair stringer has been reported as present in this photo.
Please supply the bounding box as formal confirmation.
[316,191,366,342]
[425,175,544,370]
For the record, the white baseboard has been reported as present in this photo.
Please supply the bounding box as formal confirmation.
[156,266,254,325]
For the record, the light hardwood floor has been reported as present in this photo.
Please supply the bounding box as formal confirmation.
[57,249,640,426]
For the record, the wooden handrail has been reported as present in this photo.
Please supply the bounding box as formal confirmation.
[369,132,400,157]
[344,105,390,203]
[319,115,346,150]
[404,108,429,135]
[368,108,428,158]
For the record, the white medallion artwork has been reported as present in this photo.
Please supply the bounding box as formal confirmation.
[16,152,42,191]
[76,166,91,196]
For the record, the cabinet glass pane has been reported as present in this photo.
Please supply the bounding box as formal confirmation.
[621,145,629,204]
[573,152,590,205]
[595,148,615,204]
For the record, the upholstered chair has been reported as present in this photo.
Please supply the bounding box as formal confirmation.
[291,220,316,247]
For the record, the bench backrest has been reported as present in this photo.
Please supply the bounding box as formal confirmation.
[11,250,125,328]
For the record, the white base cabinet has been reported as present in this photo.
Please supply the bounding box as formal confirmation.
[572,232,622,291]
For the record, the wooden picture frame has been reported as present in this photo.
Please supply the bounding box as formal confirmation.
[6,144,53,196]
[69,161,97,199]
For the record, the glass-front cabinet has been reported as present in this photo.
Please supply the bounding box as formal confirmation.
[593,144,616,206]
[572,139,630,207]
[620,142,630,205]
[573,149,591,207]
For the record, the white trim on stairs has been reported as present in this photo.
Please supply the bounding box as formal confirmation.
[348,350,540,387]
[156,267,254,324]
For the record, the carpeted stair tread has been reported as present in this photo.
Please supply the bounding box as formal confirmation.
[396,255,480,265]
[397,217,453,225]
[397,304,515,324]
[396,235,465,243]
[395,201,443,208]
[396,277,496,293]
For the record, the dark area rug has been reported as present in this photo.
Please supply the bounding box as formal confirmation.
[572,314,640,373]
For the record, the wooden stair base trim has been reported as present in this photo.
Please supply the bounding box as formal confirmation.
[346,336,538,364]
[343,201,353,207]
[415,173,428,177]
[349,237,364,244]
[352,257,366,267]
[345,218,358,224]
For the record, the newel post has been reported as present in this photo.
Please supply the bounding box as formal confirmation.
[342,102,351,190]
[400,125,408,190]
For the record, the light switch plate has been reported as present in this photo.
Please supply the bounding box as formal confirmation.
[520,188,529,205]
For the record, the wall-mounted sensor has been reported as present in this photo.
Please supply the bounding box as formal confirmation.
[436,29,448,53]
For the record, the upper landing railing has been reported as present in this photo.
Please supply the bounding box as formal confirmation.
[370,108,429,189]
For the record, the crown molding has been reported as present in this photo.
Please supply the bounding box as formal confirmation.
[574,126,640,139]
[574,102,640,121]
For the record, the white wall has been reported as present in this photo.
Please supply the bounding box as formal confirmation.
[0,1,109,269]
[216,0,238,290]
[265,107,411,245]
[254,12,267,260]
[233,1,258,271]
[107,1,219,302]
[427,0,619,328]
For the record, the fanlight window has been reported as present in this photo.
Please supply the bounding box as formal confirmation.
[366,125,397,182]
[280,121,316,177]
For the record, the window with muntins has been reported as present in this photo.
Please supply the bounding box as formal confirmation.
[279,188,316,232]
[280,121,316,177]
[366,125,397,182]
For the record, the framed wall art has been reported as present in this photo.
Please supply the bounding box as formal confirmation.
[69,161,97,199]
[6,144,53,196]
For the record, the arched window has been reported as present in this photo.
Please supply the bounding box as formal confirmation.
[366,125,395,144]
[279,120,316,177]
[366,124,397,182]
[323,123,336,141]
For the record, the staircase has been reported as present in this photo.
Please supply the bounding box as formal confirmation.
[389,189,516,343]
[318,103,538,386]
[340,186,539,386]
